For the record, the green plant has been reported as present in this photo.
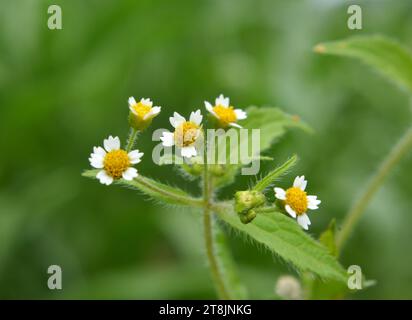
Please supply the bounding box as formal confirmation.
[83,94,346,299]
[83,35,412,299]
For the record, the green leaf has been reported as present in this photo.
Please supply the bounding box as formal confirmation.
[213,107,309,187]
[214,203,347,283]
[213,223,249,299]
[314,35,412,94]
[241,106,311,157]
[302,273,347,300]
[82,170,202,207]
[303,219,346,299]
[319,219,338,257]
[252,154,298,192]
[305,220,376,299]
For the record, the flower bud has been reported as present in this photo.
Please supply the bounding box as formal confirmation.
[209,164,226,177]
[234,190,266,224]
[128,112,153,131]
[239,209,257,224]
[182,157,204,176]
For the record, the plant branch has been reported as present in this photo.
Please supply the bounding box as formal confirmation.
[82,170,203,207]
[203,136,230,299]
[336,125,412,252]
[133,175,203,207]
[126,128,139,152]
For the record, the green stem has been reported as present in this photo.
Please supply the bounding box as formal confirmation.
[336,125,412,252]
[203,135,230,300]
[126,128,138,152]
[133,175,203,207]
[254,206,279,214]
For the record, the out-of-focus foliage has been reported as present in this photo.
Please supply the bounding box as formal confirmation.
[0,0,412,299]
[315,35,412,93]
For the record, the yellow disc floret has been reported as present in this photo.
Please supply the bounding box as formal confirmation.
[103,149,130,179]
[132,102,151,119]
[285,187,308,215]
[174,121,200,147]
[213,105,237,125]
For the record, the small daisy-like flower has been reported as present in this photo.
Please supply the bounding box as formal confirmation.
[204,94,247,128]
[160,110,203,158]
[89,136,143,185]
[274,176,321,230]
[128,97,161,130]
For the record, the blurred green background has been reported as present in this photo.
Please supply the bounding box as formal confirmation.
[0,0,411,299]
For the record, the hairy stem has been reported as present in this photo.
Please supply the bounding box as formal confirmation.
[133,175,203,207]
[336,125,412,252]
[203,138,230,299]
[126,128,138,152]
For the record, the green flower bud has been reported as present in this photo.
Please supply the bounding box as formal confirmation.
[209,164,226,177]
[235,190,266,213]
[182,162,203,176]
[128,112,153,131]
[239,209,257,224]
[235,190,266,224]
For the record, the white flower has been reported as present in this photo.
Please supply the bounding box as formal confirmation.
[204,94,247,128]
[160,110,203,158]
[128,97,161,130]
[89,135,143,185]
[274,176,321,230]
[129,97,161,120]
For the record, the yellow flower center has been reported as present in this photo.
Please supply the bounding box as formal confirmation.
[285,187,308,215]
[213,105,237,125]
[132,102,151,119]
[174,121,200,147]
[103,149,130,179]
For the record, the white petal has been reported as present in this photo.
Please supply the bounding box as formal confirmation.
[96,170,113,185]
[204,101,214,113]
[285,205,297,218]
[181,146,197,158]
[216,94,229,107]
[204,101,218,118]
[293,176,302,187]
[128,150,144,164]
[129,105,137,115]
[122,167,138,180]
[304,213,311,225]
[229,122,242,128]
[297,214,311,230]
[128,96,137,107]
[193,128,202,142]
[274,187,286,200]
[160,132,175,147]
[103,136,120,152]
[169,112,186,128]
[234,109,247,120]
[140,98,153,107]
[190,109,203,125]
[293,175,307,190]
[89,156,104,169]
[143,106,161,120]
[93,146,106,157]
[307,195,321,210]
[89,153,103,161]
[89,146,106,168]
